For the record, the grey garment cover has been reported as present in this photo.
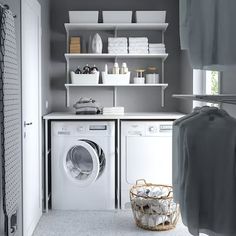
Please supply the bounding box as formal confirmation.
[179,0,236,70]
[172,107,201,203]
[174,107,236,236]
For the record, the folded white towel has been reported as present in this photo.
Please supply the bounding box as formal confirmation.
[103,107,124,112]
[108,50,128,54]
[149,43,165,48]
[108,46,128,50]
[108,43,128,48]
[149,48,166,51]
[129,51,148,54]
[129,46,149,50]
[108,37,127,43]
[129,37,148,43]
[129,43,148,46]
[149,49,166,54]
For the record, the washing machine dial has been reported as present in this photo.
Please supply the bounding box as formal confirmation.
[149,126,157,133]
[77,126,85,133]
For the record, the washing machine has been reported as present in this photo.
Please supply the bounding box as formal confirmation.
[51,121,115,210]
[121,121,173,209]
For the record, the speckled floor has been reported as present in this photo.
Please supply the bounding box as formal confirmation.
[33,210,193,236]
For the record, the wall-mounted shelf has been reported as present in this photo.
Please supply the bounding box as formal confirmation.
[65,23,169,32]
[65,83,168,107]
[172,94,236,105]
[64,21,169,108]
[64,53,168,61]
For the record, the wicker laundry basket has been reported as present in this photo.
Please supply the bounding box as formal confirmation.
[130,179,179,231]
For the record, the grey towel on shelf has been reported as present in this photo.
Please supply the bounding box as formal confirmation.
[73,97,102,115]
[75,107,100,115]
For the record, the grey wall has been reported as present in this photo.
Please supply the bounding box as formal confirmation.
[178,50,193,114]
[50,0,182,112]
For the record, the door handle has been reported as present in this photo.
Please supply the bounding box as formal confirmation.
[24,121,33,127]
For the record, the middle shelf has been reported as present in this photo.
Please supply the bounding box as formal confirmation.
[65,83,168,88]
[64,53,169,61]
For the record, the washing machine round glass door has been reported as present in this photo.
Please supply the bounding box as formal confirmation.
[64,140,106,187]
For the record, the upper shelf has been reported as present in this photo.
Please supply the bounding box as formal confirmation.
[172,94,236,105]
[64,23,169,32]
[65,53,168,61]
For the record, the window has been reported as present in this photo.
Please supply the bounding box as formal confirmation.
[193,70,221,107]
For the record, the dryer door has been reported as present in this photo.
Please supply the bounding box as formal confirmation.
[64,140,105,187]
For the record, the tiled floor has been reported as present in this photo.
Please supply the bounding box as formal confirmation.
[33,210,192,236]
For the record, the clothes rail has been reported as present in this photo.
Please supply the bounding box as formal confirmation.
[0,2,16,18]
[172,94,236,105]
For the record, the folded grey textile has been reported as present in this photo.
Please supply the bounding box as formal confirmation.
[73,97,101,109]
[74,102,101,109]
[75,107,100,115]
[77,97,95,104]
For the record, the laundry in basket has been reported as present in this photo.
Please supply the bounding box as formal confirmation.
[130,179,179,231]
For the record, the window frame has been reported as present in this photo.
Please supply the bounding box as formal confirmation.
[192,69,222,108]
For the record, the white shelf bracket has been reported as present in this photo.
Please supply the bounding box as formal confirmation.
[113,86,117,106]
[161,86,167,107]
[114,27,118,38]
[66,86,70,107]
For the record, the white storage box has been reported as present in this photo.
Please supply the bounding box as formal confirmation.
[102,72,130,85]
[69,11,99,23]
[135,11,166,23]
[71,71,99,85]
[102,11,132,23]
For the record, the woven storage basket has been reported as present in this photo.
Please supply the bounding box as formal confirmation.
[130,179,179,231]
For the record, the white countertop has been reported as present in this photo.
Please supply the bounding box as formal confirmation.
[43,112,185,120]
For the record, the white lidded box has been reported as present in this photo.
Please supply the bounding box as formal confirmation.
[102,72,130,85]
[69,11,99,23]
[102,11,132,23]
[135,11,166,23]
[71,71,99,85]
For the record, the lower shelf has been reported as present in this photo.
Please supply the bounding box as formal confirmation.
[65,84,168,107]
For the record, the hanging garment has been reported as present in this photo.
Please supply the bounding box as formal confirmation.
[179,0,236,70]
[0,6,21,234]
[173,107,236,236]
[172,106,201,203]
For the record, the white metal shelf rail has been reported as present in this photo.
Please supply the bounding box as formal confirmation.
[172,94,236,105]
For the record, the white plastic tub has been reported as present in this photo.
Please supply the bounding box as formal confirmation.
[102,72,130,85]
[69,11,99,23]
[135,11,166,23]
[71,71,99,85]
[102,11,132,23]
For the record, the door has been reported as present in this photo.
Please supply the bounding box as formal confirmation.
[22,0,42,235]
[64,140,106,187]
[126,130,173,185]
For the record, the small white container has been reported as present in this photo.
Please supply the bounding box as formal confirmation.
[146,74,160,84]
[133,77,145,84]
[135,11,166,23]
[102,72,130,85]
[71,71,99,85]
[69,11,99,23]
[103,11,132,23]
